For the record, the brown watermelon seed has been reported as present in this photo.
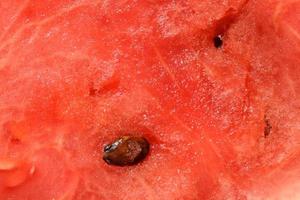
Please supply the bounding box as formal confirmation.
[103,136,150,166]
[264,115,272,138]
[213,35,223,48]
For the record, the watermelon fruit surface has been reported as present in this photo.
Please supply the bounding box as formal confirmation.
[0,0,300,199]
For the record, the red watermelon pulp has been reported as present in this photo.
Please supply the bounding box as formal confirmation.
[0,0,300,199]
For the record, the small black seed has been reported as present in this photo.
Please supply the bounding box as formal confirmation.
[103,136,150,166]
[264,116,272,138]
[213,35,223,48]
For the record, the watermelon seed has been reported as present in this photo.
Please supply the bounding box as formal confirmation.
[103,136,150,166]
[213,35,223,48]
[264,115,272,137]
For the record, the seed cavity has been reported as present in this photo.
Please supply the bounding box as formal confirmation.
[213,35,223,48]
[103,136,150,166]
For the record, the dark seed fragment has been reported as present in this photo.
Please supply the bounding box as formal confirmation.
[264,115,272,138]
[103,136,150,166]
[213,35,223,48]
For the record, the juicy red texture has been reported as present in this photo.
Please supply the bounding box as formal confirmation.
[0,0,300,199]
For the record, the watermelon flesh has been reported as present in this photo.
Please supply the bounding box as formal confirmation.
[0,0,300,199]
